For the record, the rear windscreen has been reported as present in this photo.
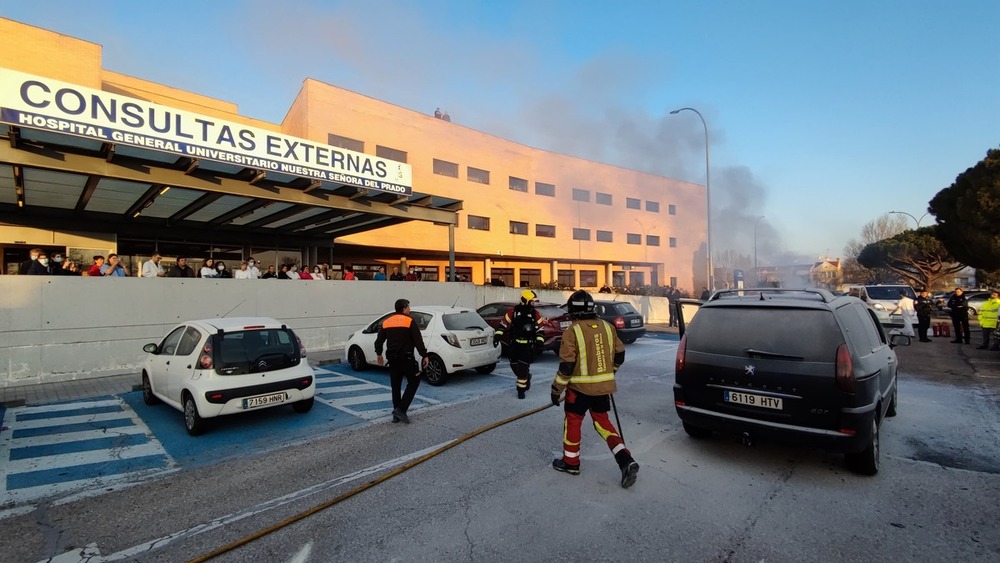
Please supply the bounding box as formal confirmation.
[537,306,567,319]
[217,329,299,374]
[686,307,844,361]
[611,303,638,315]
[442,312,489,331]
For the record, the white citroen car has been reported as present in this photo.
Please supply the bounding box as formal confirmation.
[344,305,501,385]
[141,317,316,435]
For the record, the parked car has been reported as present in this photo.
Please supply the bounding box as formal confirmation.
[674,288,911,475]
[141,317,315,436]
[593,300,646,343]
[345,305,500,386]
[846,284,916,327]
[476,301,573,354]
[935,290,990,316]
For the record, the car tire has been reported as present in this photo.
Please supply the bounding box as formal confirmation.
[423,355,448,386]
[845,418,879,475]
[683,421,712,439]
[348,346,368,371]
[141,372,160,406]
[183,392,206,436]
[475,363,497,374]
[292,397,314,413]
[622,337,637,344]
[886,380,899,417]
[968,307,978,318]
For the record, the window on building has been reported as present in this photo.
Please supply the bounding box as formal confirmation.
[468,166,490,184]
[626,197,641,210]
[629,271,645,286]
[573,228,591,241]
[670,276,678,288]
[510,221,528,235]
[328,133,364,153]
[627,233,642,245]
[596,230,613,242]
[596,192,613,206]
[669,237,677,248]
[509,176,528,192]
[572,188,590,202]
[647,235,660,246]
[491,267,514,287]
[414,265,438,282]
[668,204,676,215]
[646,200,660,213]
[433,159,459,178]
[445,266,473,282]
[535,182,556,197]
[558,269,576,287]
[467,215,490,230]
[536,224,556,238]
[580,270,598,288]
[376,145,407,163]
[520,268,541,287]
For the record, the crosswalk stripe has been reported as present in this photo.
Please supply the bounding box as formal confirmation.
[5,440,167,476]
[11,411,131,431]
[13,399,122,414]
[9,426,149,452]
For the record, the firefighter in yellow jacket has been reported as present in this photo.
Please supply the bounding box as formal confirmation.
[551,290,639,488]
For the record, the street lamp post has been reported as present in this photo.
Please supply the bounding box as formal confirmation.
[754,215,765,285]
[889,210,929,229]
[669,107,713,289]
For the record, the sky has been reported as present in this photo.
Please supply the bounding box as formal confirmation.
[2,0,998,265]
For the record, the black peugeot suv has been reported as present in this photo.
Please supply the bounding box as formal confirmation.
[673,288,911,475]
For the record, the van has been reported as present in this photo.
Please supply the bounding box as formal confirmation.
[853,285,916,327]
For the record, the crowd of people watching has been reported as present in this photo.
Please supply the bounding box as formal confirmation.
[16,248,429,282]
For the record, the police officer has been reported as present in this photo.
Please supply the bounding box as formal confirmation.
[375,299,429,424]
[914,289,935,342]
[947,288,971,344]
[496,289,545,399]
[550,290,639,488]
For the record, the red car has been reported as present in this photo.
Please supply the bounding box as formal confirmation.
[476,301,574,355]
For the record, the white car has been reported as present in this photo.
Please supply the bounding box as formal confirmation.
[141,317,316,435]
[851,284,916,327]
[344,305,501,385]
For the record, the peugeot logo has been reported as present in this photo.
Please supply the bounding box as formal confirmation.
[744,365,756,376]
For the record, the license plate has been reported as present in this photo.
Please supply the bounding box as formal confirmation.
[560,321,571,329]
[243,391,287,409]
[724,390,782,410]
[470,336,488,346]
[630,318,641,327]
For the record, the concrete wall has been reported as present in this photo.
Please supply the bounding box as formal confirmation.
[0,277,672,387]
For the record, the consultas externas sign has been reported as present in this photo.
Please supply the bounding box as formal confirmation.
[0,68,412,195]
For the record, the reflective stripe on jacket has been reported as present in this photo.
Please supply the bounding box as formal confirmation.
[552,318,625,397]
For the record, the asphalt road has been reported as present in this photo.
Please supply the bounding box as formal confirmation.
[3,332,999,563]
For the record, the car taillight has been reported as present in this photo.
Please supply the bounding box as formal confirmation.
[296,334,307,357]
[675,334,687,373]
[835,343,854,393]
[442,333,460,348]
[199,341,213,369]
[614,316,626,329]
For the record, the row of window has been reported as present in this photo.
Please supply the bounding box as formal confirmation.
[327,133,678,215]
[466,215,676,247]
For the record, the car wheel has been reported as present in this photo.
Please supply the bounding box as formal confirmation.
[622,337,637,344]
[683,421,712,439]
[348,346,368,371]
[142,371,160,406]
[292,397,314,413]
[968,307,978,318]
[423,355,448,386]
[475,363,497,374]
[183,392,206,436]
[886,380,899,417]
[845,418,879,475]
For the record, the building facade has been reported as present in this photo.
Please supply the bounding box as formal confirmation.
[0,18,708,292]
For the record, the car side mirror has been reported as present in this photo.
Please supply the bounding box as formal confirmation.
[888,333,912,348]
[143,343,159,354]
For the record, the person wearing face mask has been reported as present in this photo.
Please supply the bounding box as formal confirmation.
[49,252,66,274]
[311,265,325,280]
[246,257,261,279]
[287,263,301,280]
[215,261,231,279]
[27,251,52,275]
[19,248,43,274]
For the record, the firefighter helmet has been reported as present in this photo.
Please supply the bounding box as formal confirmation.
[565,290,596,317]
[520,289,538,304]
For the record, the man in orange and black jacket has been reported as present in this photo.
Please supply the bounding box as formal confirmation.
[375,299,429,424]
